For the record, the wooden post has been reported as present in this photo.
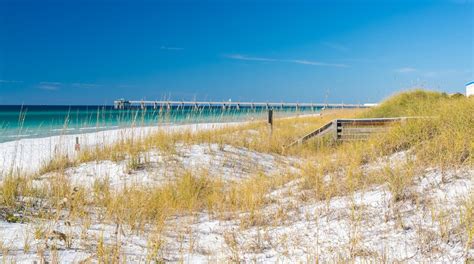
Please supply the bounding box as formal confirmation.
[268,109,273,132]
[332,120,339,141]
[334,120,342,141]
[75,137,80,151]
[401,117,407,125]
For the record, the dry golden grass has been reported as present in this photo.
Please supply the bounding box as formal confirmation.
[4,90,472,218]
[0,89,472,261]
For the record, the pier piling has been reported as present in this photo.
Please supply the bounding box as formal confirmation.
[113,99,371,110]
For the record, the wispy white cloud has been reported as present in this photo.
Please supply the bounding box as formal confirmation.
[0,80,22,83]
[117,84,137,88]
[322,42,349,52]
[224,54,348,68]
[224,54,277,62]
[286,59,348,67]
[38,81,62,91]
[395,67,417,73]
[160,46,184,51]
[71,83,102,88]
[40,81,62,85]
[38,85,59,91]
[37,81,104,90]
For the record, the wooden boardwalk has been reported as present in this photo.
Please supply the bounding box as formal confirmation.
[286,117,413,148]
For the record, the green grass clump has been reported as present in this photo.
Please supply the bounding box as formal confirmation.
[365,89,473,167]
[299,89,472,203]
[361,89,449,118]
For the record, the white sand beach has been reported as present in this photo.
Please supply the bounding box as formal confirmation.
[0,102,472,263]
[0,122,244,177]
[2,0,473,261]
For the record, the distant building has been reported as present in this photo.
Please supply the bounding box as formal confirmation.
[467,82,474,97]
[363,103,378,107]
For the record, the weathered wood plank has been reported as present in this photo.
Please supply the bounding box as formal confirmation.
[339,127,389,133]
[286,120,335,148]
[286,116,434,148]
[285,117,428,149]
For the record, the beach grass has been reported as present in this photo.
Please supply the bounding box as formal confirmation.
[0,89,472,262]
[4,89,472,215]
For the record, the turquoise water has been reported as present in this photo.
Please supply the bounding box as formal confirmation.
[0,105,320,143]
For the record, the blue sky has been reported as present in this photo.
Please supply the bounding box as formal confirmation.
[0,0,472,105]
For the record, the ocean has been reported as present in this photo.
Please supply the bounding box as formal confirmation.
[0,105,320,143]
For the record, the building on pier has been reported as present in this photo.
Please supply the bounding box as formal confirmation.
[466,82,474,97]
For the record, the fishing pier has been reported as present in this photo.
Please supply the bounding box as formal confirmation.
[114,99,372,110]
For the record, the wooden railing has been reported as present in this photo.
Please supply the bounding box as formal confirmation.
[286,117,424,148]
[334,118,404,141]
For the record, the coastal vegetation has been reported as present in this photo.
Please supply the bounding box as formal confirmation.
[0,90,472,262]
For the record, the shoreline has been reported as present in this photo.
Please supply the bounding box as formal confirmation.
[0,109,323,144]
[0,112,322,178]
[0,121,245,178]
